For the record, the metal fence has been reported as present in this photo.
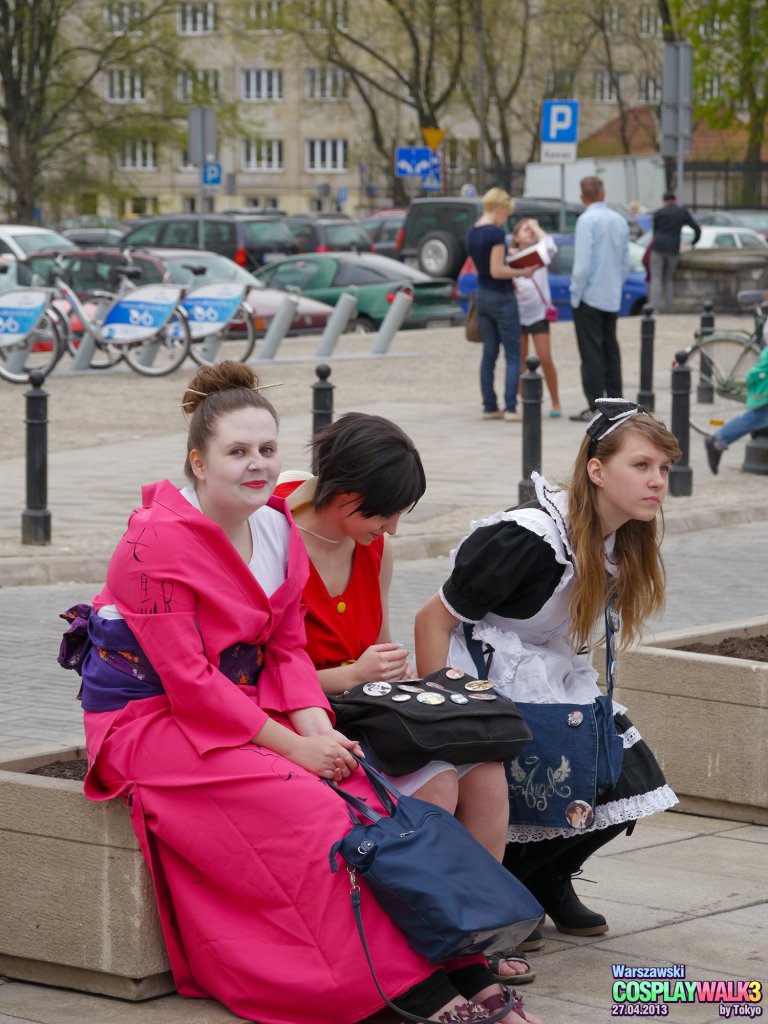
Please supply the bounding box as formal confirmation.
[684,161,768,210]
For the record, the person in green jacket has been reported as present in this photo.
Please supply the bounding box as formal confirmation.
[705,346,768,473]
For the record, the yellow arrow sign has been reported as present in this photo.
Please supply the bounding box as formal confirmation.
[422,127,446,151]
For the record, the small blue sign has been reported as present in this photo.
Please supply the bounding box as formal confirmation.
[337,186,348,204]
[541,101,579,144]
[395,146,432,178]
[422,152,442,191]
[202,162,223,186]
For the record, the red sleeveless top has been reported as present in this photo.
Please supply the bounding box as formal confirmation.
[274,480,384,670]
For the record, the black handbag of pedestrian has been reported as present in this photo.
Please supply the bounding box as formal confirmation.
[329,667,532,775]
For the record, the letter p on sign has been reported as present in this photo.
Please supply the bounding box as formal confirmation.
[550,105,572,137]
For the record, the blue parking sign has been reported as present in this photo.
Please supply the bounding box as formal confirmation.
[202,162,222,186]
[541,101,579,144]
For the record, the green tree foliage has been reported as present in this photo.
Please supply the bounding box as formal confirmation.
[667,0,768,202]
[0,0,189,220]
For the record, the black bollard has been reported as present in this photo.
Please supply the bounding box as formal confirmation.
[21,369,52,545]
[637,305,655,412]
[669,350,693,497]
[311,363,334,473]
[696,300,715,403]
[518,356,542,504]
[742,428,768,475]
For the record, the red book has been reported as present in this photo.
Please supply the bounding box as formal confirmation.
[506,240,550,270]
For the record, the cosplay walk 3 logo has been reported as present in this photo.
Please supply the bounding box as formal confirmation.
[610,963,763,1017]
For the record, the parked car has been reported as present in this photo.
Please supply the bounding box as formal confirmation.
[693,209,768,240]
[455,235,649,321]
[121,214,299,272]
[394,196,584,279]
[253,252,464,331]
[284,216,373,254]
[0,225,77,260]
[359,210,407,258]
[62,227,127,247]
[638,225,768,252]
[24,247,333,336]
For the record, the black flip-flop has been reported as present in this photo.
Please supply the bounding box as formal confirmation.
[487,948,536,985]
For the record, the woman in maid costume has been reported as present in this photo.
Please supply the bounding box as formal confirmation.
[415,399,679,943]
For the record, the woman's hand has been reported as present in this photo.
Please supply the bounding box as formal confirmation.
[355,642,410,683]
[289,733,359,780]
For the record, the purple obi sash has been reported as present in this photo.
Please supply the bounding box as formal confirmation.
[58,604,264,713]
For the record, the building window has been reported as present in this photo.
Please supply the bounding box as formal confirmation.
[545,70,575,98]
[243,0,281,30]
[638,4,661,36]
[638,73,660,103]
[104,1,143,34]
[700,74,722,101]
[306,138,347,172]
[178,149,197,170]
[118,141,157,170]
[594,70,622,103]
[242,138,284,171]
[242,69,283,101]
[606,4,622,33]
[105,69,145,102]
[305,67,348,100]
[698,14,722,39]
[306,0,347,31]
[178,2,217,34]
[177,69,220,102]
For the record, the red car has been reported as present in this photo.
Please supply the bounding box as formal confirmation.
[25,247,334,336]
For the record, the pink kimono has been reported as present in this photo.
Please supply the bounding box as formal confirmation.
[82,481,438,1024]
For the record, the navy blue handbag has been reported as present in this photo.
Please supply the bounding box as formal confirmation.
[328,757,543,965]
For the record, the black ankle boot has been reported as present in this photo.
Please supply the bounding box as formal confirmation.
[525,867,608,936]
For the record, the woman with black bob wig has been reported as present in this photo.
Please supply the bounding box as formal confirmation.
[275,414,519,957]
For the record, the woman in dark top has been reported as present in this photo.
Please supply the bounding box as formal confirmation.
[467,188,534,421]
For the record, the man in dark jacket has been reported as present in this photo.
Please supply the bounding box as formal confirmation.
[650,191,701,313]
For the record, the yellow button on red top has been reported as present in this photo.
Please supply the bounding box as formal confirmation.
[336,601,346,613]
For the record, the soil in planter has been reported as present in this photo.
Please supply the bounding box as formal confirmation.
[676,633,768,662]
[28,758,88,781]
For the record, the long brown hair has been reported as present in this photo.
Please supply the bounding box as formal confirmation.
[567,416,681,650]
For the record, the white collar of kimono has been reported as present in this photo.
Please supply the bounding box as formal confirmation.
[532,472,618,577]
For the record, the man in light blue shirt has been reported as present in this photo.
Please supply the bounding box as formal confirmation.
[569,176,630,421]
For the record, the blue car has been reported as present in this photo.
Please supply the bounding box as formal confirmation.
[456,234,648,321]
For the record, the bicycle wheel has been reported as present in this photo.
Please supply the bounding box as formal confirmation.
[123,309,192,377]
[0,309,63,384]
[688,333,762,436]
[65,295,124,370]
[188,301,256,366]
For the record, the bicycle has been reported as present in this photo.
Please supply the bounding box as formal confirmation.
[0,278,67,384]
[54,263,192,377]
[57,261,144,370]
[176,266,256,366]
[685,289,766,436]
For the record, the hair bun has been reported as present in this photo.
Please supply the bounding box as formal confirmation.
[182,361,261,414]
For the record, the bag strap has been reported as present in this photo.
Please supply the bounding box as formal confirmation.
[604,594,618,700]
[462,622,495,678]
[347,873,513,1024]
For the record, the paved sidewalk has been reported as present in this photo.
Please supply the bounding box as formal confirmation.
[0,314,766,1023]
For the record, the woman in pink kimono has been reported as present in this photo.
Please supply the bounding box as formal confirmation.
[64,362,542,1024]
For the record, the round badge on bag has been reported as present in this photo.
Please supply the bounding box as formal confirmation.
[363,682,392,696]
[417,692,445,705]
[450,693,469,704]
[565,800,594,830]
[398,684,424,693]
[445,668,465,680]
[392,693,411,702]
[465,680,494,692]
[469,693,497,701]
[567,710,584,727]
